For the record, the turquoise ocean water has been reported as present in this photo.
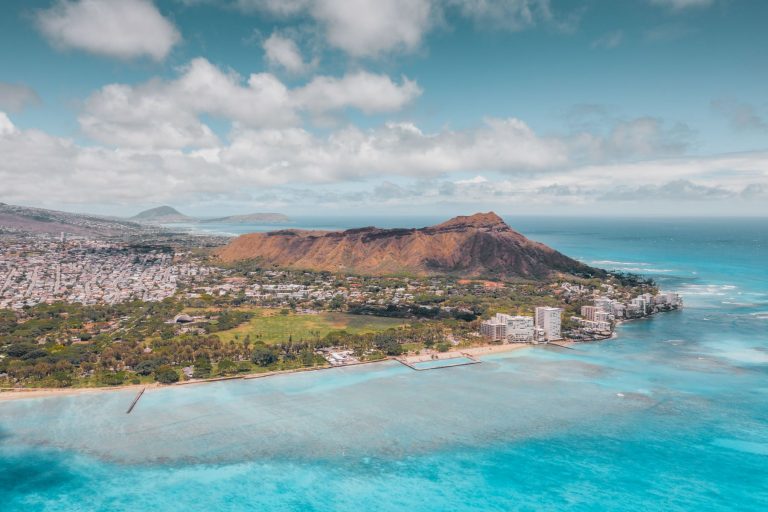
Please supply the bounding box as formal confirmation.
[1,217,767,511]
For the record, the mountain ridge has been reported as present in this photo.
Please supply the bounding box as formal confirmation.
[131,206,192,223]
[0,202,149,236]
[216,212,604,280]
[131,206,289,224]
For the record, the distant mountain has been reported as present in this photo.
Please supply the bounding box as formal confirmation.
[200,213,290,224]
[131,206,193,223]
[216,212,604,280]
[131,207,289,225]
[0,202,149,236]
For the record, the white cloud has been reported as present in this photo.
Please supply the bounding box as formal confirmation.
[295,72,422,114]
[236,0,569,58]
[214,118,566,183]
[0,112,18,136]
[0,111,567,205]
[80,58,421,148]
[2,107,766,214]
[455,175,488,185]
[35,0,181,61]
[0,83,41,112]
[238,0,434,57]
[263,32,312,74]
[312,0,433,57]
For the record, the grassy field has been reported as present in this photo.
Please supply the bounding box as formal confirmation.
[215,309,406,344]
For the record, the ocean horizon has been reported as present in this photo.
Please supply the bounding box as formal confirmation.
[2,217,767,511]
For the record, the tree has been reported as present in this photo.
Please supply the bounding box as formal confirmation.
[328,295,344,310]
[218,358,237,375]
[135,360,160,376]
[154,365,180,384]
[100,371,125,386]
[192,357,212,379]
[251,345,278,367]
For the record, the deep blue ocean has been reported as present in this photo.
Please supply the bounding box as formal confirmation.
[1,217,767,511]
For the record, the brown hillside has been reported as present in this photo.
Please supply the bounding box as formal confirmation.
[215,212,604,280]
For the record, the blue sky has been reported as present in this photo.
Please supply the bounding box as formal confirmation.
[0,0,766,217]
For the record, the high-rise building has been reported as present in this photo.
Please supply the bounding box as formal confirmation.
[480,313,534,342]
[506,315,534,342]
[535,307,563,341]
[480,313,508,341]
[581,305,598,321]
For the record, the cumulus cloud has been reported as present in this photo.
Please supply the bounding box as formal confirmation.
[0,83,41,112]
[295,72,422,114]
[0,112,17,136]
[2,107,766,214]
[238,0,565,58]
[312,0,433,57]
[0,110,568,205]
[565,107,694,161]
[263,32,313,74]
[214,118,566,184]
[35,0,181,61]
[80,58,420,148]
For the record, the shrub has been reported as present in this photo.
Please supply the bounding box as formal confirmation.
[100,371,126,386]
[251,345,278,366]
[154,365,180,384]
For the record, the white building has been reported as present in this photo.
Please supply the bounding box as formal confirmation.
[480,313,508,341]
[480,313,534,343]
[581,305,598,321]
[506,315,534,342]
[535,307,563,341]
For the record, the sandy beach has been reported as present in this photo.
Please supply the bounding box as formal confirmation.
[0,383,155,402]
[0,343,538,402]
[401,343,532,363]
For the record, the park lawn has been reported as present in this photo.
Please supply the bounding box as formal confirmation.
[215,310,406,345]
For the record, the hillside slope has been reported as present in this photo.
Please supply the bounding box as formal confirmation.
[216,212,603,280]
[0,203,149,236]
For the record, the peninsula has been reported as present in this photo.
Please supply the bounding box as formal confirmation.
[0,207,680,392]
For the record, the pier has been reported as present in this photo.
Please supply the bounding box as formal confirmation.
[126,387,146,414]
[547,342,576,350]
[395,358,418,370]
[396,354,481,371]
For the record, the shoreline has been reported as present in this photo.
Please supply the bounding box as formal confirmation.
[400,343,531,363]
[0,343,535,402]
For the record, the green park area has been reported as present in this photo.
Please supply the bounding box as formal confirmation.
[214,309,406,345]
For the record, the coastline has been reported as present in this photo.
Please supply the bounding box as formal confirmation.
[400,343,531,363]
[0,343,534,402]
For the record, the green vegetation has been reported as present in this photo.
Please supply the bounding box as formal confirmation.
[214,310,405,345]
[0,265,655,389]
[154,366,180,384]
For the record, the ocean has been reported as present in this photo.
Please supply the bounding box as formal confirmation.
[1,217,766,511]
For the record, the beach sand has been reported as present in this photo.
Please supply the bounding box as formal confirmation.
[402,343,532,363]
[0,343,538,402]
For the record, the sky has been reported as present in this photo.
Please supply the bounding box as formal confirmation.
[0,0,766,217]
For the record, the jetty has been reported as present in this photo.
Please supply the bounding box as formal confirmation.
[396,353,481,371]
[125,387,146,414]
